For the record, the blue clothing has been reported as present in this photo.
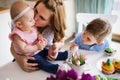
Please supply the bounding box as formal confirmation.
[28,49,68,74]
[72,33,109,52]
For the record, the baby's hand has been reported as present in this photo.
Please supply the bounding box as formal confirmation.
[42,38,47,46]
[38,34,43,40]
[37,39,47,50]
[37,34,47,47]
[69,43,78,50]
[37,41,44,50]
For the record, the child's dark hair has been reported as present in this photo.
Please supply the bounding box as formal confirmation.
[86,18,112,42]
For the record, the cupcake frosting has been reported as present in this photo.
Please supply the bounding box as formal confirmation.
[102,59,115,71]
[113,59,120,69]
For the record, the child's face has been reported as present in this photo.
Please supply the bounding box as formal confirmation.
[20,9,35,31]
[82,30,97,45]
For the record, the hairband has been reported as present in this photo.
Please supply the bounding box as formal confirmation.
[11,7,31,29]
[13,7,31,22]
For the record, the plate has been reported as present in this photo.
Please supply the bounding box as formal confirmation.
[96,57,120,78]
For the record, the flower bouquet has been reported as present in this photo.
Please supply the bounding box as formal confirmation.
[46,69,117,80]
[46,69,80,80]
[66,46,87,75]
[71,52,86,66]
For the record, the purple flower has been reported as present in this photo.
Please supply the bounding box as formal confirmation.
[46,75,56,80]
[67,69,78,80]
[80,73,96,80]
[56,69,67,80]
[46,69,80,80]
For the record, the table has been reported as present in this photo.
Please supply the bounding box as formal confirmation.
[0,50,120,80]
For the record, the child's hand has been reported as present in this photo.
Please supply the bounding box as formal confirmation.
[69,43,78,50]
[38,34,43,40]
[37,40,46,50]
[37,41,44,50]
[47,44,58,60]
[38,34,47,46]
[37,34,47,50]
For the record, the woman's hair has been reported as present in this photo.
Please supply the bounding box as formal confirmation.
[35,0,66,42]
[86,18,112,42]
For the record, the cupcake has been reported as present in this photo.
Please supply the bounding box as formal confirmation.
[101,59,115,75]
[104,47,116,56]
[112,59,120,72]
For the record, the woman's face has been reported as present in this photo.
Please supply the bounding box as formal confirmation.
[34,2,52,28]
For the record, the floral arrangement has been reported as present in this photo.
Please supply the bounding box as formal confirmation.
[72,52,86,66]
[46,69,80,80]
[69,46,86,66]
[46,69,116,80]
[80,73,96,80]
[46,69,101,80]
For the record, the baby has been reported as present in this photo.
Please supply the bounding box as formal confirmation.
[9,1,47,56]
[70,18,112,52]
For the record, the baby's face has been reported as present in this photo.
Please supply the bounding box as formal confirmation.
[82,30,97,45]
[20,8,35,31]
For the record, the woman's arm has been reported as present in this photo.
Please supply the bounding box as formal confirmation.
[11,43,39,72]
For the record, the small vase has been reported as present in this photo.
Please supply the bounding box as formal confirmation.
[67,63,91,76]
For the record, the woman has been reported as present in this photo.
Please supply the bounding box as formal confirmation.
[11,0,67,72]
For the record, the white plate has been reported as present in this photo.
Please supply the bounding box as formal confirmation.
[96,57,120,78]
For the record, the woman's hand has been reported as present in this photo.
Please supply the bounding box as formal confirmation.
[16,55,39,72]
[11,43,39,72]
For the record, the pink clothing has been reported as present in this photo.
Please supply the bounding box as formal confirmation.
[9,27,39,56]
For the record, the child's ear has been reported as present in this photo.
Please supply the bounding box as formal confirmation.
[96,41,103,44]
[15,21,22,28]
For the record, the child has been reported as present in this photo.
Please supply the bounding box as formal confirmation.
[9,1,47,56]
[70,18,112,52]
[9,1,69,74]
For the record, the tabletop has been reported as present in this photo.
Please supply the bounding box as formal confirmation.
[0,49,120,80]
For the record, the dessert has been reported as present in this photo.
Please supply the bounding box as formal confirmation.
[112,59,120,72]
[104,47,116,56]
[101,59,115,75]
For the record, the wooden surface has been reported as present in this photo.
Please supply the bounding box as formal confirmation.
[112,33,120,42]
[0,7,9,13]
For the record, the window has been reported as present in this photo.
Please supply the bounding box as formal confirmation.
[112,0,120,41]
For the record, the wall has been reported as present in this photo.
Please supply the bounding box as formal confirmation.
[0,12,13,67]
[0,0,24,8]
[64,0,76,40]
